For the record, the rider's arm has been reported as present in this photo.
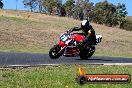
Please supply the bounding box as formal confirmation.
[87,25,94,36]
[83,28,96,44]
[72,27,81,31]
[82,30,91,43]
[67,27,81,33]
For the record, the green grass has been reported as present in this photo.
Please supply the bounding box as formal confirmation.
[0,65,132,88]
[0,48,48,53]
[94,52,132,58]
[0,16,31,23]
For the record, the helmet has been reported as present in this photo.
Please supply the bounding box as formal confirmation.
[81,19,90,31]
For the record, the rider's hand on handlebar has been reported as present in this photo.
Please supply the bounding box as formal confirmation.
[66,27,79,34]
[79,40,83,45]
[66,30,70,34]
[66,29,72,34]
[73,27,79,29]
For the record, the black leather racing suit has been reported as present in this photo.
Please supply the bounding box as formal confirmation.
[69,25,96,45]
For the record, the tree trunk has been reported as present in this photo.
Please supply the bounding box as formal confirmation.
[30,6,33,12]
[120,22,124,29]
[39,5,42,13]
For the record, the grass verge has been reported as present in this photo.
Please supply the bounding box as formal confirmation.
[94,52,132,58]
[0,65,132,88]
[0,11,132,57]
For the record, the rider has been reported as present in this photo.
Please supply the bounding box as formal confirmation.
[67,18,96,47]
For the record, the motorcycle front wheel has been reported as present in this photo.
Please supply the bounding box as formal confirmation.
[49,44,62,59]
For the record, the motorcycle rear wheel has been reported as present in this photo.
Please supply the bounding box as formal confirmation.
[79,47,95,60]
[49,44,61,59]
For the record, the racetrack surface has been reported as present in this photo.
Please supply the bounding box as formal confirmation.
[0,52,132,67]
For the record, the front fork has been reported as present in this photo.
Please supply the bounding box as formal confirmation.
[58,46,66,54]
[58,39,73,54]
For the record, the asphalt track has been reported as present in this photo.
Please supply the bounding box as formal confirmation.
[0,52,132,67]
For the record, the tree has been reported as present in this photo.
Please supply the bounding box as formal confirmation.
[122,20,132,31]
[102,1,117,26]
[36,0,43,13]
[82,0,94,18]
[92,2,105,24]
[53,0,62,15]
[23,0,39,12]
[0,0,3,9]
[72,0,83,19]
[60,5,66,16]
[116,3,128,28]
[72,0,93,20]
[37,0,62,15]
[41,0,56,15]
[92,0,118,26]
[72,5,83,19]
[64,0,75,17]
[46,0,55,15]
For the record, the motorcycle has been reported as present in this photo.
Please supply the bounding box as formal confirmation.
[49,29,102,60]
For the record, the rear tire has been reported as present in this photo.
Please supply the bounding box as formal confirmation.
[49,44,61,59]
[80,47,95,60]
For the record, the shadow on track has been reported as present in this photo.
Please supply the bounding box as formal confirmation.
[75,58,112,61]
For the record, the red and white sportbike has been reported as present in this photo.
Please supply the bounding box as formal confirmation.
[49,30,102,60]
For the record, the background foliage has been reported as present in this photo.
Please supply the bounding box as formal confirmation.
[23,0,132,31]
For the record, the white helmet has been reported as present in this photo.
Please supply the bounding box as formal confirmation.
[81,19,90,31]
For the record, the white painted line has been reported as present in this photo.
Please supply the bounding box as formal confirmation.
[102,63,132,65]
[8,63,132,66]
[1,63,132,68]
[37,64,59,66]
[8,65,30,67]
[7,64,59,67]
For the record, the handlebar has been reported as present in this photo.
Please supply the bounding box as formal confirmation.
[66,27,80,34]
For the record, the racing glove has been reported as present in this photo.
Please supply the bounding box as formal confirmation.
[78,40,84,46]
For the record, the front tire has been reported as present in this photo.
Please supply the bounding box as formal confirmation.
[49,44,61,59]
